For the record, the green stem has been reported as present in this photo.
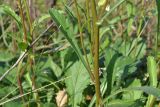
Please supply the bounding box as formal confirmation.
[17,0,27,42]
[24,0,33,37]
[73,0,95,82]
[91,0,101,106]
[86,0,94,58]
[156,0,160,54]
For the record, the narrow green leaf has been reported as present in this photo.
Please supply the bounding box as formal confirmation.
[0,5,22,28]
[127,18,134,36]
[132,86,160,99]
[49,9,90,74]
[107,100,138,107]
[0,52,14,62]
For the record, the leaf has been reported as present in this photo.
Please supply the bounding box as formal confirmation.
[131,86,160,99]
[56,89,68,107]
[106,100,140,107]
[126,2,132,17]
[65,61,90,107]
[32,14,50,31]
[0,51,14,62]
[147,56,158,87]
[41,103,57,107]
[122,79,142,100]
[0,5,22,28]
[127,18,134,35]
[3,101,23,107]
[64,5,77,24]
[49,9,90,73]
[47,89,54,103]
[18,42,28,51]
[146,56,158,107]
[99,0,126,25]
[43,57,62,78]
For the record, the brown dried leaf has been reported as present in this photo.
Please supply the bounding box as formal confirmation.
[56,89,68,107]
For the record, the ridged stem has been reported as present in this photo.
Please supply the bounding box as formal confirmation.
[91,0,101,106]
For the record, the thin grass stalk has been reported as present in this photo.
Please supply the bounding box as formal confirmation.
[86,0,95,61]
[86,0,91,34]
[24,0,33,37]
[23,1,40,105]
[73,0,95,82]
[156,0,160,54]
[17,68,25,103]
[17,0,27,42]
[90,0,101,106]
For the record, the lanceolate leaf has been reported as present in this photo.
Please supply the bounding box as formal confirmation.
[49,9,90,73]
[0,5,22,28]
[65,61,90,107]
[131,86,160,99]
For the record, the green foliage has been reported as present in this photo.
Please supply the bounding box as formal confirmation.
[0,0,160,107]
[65,61,90,107]
[49,8,90,75]
[0,5,22,28]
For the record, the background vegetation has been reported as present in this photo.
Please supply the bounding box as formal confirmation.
[0,0,160,107]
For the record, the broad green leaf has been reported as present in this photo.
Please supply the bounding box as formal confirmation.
[65,61,90,107]
[0,51,14,62]
[3,101,23,107]
[122,79,142,100]
[41,103,56,107]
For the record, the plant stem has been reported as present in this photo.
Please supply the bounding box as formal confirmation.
[86,0,94,58]
[91,0,101,106]
[73,0,95,82]
[156,0,160,54]
[17,0,27,42]
[24,0,33,36]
